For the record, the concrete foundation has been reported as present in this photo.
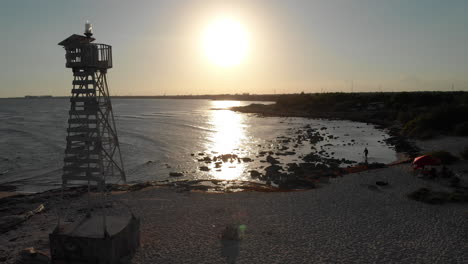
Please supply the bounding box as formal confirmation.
[49,215,140,264]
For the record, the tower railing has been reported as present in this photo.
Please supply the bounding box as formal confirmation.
[65,43,112,69]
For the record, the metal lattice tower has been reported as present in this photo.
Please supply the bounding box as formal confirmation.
[50,24,139,263]
[58,28,126,192]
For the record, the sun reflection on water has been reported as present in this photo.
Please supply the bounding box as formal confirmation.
[206,101,247,180]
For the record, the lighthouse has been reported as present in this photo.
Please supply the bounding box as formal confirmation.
[50,22,139,263]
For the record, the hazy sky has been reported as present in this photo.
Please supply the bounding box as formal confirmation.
[1,0,468,97]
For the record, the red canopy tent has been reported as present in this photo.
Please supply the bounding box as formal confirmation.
[412,155,441,170]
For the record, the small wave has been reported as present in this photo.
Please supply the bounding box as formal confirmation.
[117,115,147,120]
[141,113,176,118]
[0,168,61,185]
[179,123,215,133]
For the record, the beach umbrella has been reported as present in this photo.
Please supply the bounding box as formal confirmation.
[412,155,441,169]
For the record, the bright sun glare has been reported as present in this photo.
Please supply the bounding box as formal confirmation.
[202,18,249,67]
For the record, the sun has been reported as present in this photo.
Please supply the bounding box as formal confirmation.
[202,18,249,67]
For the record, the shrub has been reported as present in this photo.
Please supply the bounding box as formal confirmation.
[426,151,458,164]
[403,105,468,137]
[403,116,436,138]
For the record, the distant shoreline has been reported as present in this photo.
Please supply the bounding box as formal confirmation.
[4,94,280,101]
[1,91,467,102]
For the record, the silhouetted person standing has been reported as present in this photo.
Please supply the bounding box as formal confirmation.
[364,148,369,163]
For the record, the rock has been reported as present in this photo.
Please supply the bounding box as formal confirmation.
[190,153,195,156]
[241,157,253,162]
[199,166,210,171]
[15,247,49,264]
[286,163,304,175]
[265,165,282,178]
[218,154,238,162]
[215,162,222,168]
[367,162,386,169]
[376,181,388,186]
[303,153,320,162]
[266,155,280,165]
[169,172,184,177]
[198,153,205,156]
[203,156,212,162]
[250,170,261,178]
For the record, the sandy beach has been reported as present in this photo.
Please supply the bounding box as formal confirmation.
[1,136,467,263]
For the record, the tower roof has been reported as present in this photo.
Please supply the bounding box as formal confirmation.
[58,34,95,46]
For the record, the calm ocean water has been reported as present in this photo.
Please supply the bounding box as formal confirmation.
[0,98,397,192]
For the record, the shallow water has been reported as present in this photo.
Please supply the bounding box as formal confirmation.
[0,98,397,192]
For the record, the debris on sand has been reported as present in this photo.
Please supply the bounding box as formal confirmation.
[0,204,45,234]
[15,247,50,264]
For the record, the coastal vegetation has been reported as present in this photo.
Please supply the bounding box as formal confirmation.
[232,91,468,139]
[426,151,459,165]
